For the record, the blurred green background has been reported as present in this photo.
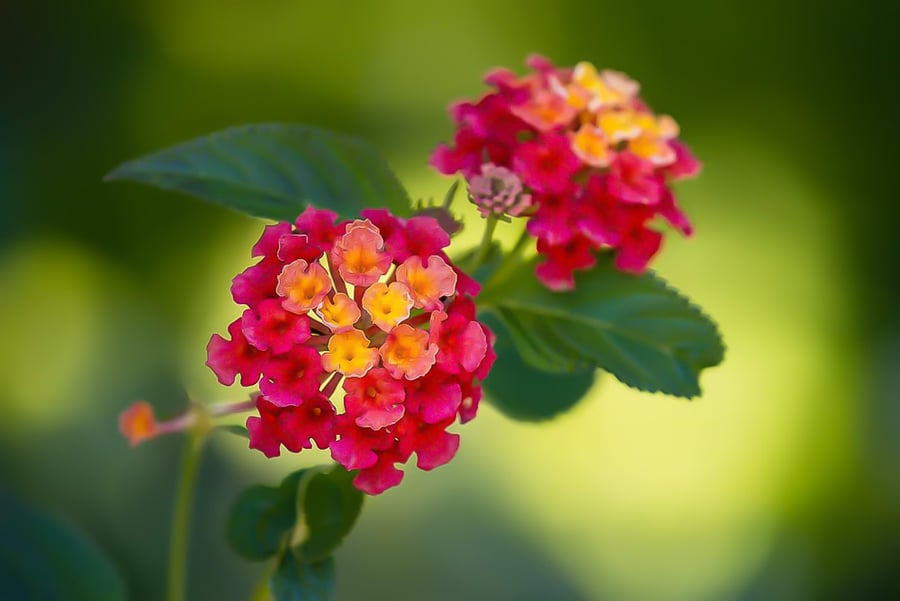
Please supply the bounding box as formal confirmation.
[2,1,898,599]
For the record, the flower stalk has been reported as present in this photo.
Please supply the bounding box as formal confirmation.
[464,214,498,274]
[483,228,531,294]
[167,411,208,601]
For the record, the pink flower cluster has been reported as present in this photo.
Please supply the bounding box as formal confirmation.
[206,207,495,494]
[431,55,701,290]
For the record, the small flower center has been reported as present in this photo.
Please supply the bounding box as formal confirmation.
[395,256,457,311]
[332,219,392,287]
[379,324,438,380]
[276,259,332,314]
[361,282,414,332]
[322,329,378,377]
[318,292,361,332]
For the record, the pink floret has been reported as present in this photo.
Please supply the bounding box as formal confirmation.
[241,298,311,354]
[513,134,581,194]
[247,394,337,457]
[293,206,339,250]
[352,450,405,495]
[258,346,324,407]
[343,368,407,430]
[206,319,265,387]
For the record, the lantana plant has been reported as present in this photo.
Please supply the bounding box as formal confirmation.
[110,55,724,600]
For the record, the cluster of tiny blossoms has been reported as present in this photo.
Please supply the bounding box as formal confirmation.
[432,55,701,291]
[206,207,495,495]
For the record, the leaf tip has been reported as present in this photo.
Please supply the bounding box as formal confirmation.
[102,162,131,183]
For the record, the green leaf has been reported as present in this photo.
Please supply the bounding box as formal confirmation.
[0,495,126,601]
[293,465,363,562]
[227,464,363,566]
[269,465,352,601]
[226,470,309,561]
[480,256,725,398]
[480,313,597,421]
[105,124,412,221]
[270,553,335,601]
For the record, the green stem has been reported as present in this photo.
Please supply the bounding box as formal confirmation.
[248,567,272,601]
[465,215,499,273]
[167,429,206,601]
[482,227,531,292]
[507,227,531,259]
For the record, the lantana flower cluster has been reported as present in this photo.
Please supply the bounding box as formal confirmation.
[432,55,701,290]
[205,207,495,494]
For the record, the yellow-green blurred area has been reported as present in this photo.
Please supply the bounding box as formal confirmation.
[2,1,898,599]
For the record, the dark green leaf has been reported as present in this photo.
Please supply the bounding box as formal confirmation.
[0,495,126,601]
[294,465,363,562]
[226,469,309,561]
[105,124,412,221]
[227,464,364,566]
[480,313,597,421]
[270,553,335,601]
[480,255,725,398]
